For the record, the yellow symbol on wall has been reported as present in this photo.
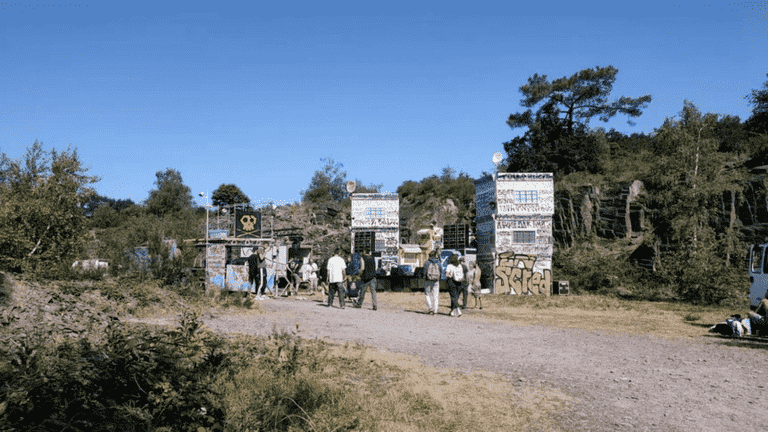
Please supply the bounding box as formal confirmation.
[240,215,258,231]
[494,251,551,295]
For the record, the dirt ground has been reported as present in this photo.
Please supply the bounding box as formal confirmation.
[195,294,768,432]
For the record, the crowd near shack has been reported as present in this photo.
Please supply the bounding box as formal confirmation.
[474,172,556,295]
[350,193,476,290]
[190,206,307,293]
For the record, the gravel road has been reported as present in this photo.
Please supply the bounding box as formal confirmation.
[197,296,768,431]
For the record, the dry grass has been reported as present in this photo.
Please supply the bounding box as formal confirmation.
[376,291,738,339]
[219,336,572,432]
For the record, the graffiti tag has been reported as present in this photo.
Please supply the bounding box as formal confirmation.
[494,251,551,295]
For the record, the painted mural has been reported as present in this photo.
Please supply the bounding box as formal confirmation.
[226,264,251,291]
[494,251,552,295]
[206,244,226,289]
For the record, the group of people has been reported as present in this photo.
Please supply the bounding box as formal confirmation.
[245,243,483,316]
[426,251,483,317]
[709,291,768,337]
[246,243,319,300]
[325,247,378,310]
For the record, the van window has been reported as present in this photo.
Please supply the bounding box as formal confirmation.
[752,246,764,273]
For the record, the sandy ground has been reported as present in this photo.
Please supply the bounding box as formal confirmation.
[187,295,768,431]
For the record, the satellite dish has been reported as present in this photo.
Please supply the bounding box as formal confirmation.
[492,152,503,165]
[346,180,356,193]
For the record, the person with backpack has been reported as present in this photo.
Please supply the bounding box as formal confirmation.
[445,254,464,317]
[423,250,441,315]
[354,249,378,310]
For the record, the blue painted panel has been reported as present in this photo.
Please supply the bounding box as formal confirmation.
[209,229,229,239]
[226,265,251,291]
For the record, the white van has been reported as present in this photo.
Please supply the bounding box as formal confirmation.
[748,244,768,309]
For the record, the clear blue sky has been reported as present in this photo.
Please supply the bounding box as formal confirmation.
[2,1,766,208]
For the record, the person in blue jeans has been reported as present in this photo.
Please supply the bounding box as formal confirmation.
[355,249,378,310]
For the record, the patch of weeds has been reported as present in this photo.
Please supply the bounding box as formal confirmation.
[683,313,701,322]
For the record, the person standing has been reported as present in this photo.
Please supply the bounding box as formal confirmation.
[248,245,266,300]
[287,257,301,297]
[326,248,347,309]
[459,257,470,308]
[445,254,464,317]
[423,250,441,315]
[355,249,378,310]
[301,256,319,296]
[467,261,483,309]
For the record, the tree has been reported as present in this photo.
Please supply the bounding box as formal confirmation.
[0,141,99,272]
[211,183,250,208]
[507,65,652,134]
[745,73,768,132]
[300,158,348,204]
[504,66,647,175]
[504,101,608,175]
[145,169,194,217]
[644,101,745,303]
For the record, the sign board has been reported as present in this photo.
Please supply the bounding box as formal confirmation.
[235,209,261,238]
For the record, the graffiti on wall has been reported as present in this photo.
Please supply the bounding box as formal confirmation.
[207,244,226,288]
[476,221,495,255]
[494,251,551,295]
[351,195,399,228]
[495,218,552,231]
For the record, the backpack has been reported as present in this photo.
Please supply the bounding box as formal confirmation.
[452,264,464,282]
[346,253,362,276]
[425,259,440,281]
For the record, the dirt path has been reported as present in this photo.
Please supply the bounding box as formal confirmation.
[199,297,768,432]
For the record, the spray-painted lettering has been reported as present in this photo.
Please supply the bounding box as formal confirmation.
[494,251,551,295]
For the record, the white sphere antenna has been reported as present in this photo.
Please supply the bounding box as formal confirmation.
[346,180,356,193]
[492,152,503,165]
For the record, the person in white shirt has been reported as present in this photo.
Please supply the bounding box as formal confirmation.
[300,256,319,296]
[326,248,347,309]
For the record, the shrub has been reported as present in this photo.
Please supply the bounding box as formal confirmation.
[0,309,227,432]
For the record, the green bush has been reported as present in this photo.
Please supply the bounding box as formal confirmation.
[0,309,227,432]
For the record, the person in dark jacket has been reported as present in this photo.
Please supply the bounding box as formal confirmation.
[459,257,469,308]
[248,245,266,299]
[354,249,378,310]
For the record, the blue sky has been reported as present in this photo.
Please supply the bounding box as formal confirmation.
[1,1,767,208]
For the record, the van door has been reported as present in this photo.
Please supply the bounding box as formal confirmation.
[749,244,768,309]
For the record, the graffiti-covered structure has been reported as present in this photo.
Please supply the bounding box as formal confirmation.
[474,173,554,294]
[351,193,399,255]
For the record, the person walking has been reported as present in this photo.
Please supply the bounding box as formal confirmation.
[355,249,378,310]
[467,261,483,309]
[423,250,441,315]
[445,254,464,317]
[326,248,347,309]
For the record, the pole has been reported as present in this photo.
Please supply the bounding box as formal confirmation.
[205,203,210,293]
